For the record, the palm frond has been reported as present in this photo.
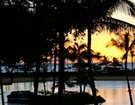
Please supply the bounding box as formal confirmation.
[67,46,77,53]
[123,0,135,16]
[129,39,135,50]
[94,17,135,33]
[79,44,87,50]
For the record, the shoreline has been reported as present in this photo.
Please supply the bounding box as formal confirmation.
[94,75,135,81]
[2,75,135,84]
[1,73,135,84]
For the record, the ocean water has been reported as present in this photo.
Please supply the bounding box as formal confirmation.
[48,62,135,71]
[0,62,135,105]
[95,81,135,105]
[1,81,135,105]
[1,62,134,73]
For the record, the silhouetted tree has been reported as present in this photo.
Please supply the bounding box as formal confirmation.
[67,42,87,92]
[106,32,135,70]
[107,32,134,105]
[0,1,135,105]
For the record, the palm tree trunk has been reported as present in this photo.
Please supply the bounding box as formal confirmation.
[50,52,53,71]
[83,84,86,93]
[125,34,133,105]
[52,47,57,96]
[58,31,65,97]
[88,27,98,105]
[131,56,133,71]
[33,0,41,96]
[0,68,4,105]
[78,57,82,93]
[34,57,40,95]
[43,81,46,94]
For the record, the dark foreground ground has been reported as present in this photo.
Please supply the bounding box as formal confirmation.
[7,91,105,105]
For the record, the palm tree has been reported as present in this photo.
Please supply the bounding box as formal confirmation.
[78,1,135,104]
[106,32,135,66]
[97,17,135,105]
[99,56,111,70]
[67,42,87,93]
[106,32,134,105]
[20,2,135,105]
[0,63,5,105]
[128,39,135,70]
[1,1,135,105]
[52,47,58,96]
[130,50,135,70]
[124,33,133,105]
[122,41,135,71]
[0,1,57,95]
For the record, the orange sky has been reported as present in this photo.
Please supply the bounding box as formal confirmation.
[97,3,135,61]
[65,27,135,62]
[65,3,135,62]
[91,31,124,59]
[66,31,124,61]
[66,29,127,60]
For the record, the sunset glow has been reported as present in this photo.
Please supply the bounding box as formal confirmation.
[65,30,124,61]
[65,3,135,62]
[91,31,124,59]
[66,29,135,62]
